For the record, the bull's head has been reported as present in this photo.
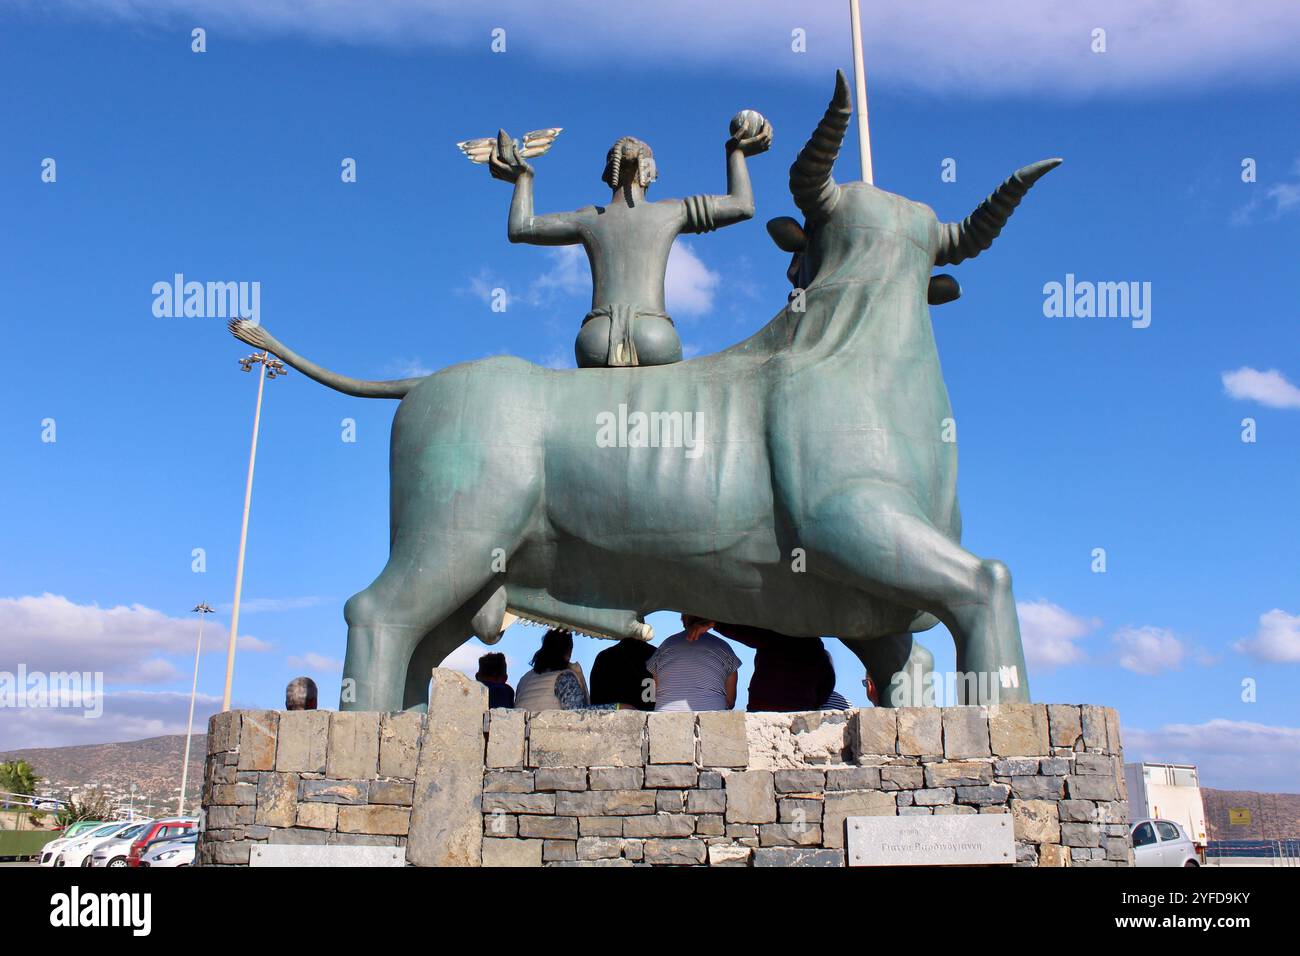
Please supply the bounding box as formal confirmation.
[767,70,1060,304]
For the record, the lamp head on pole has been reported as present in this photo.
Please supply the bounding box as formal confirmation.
[238,353,288,379]
[192,603,214,614]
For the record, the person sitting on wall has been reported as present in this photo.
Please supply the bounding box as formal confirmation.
[646,614,741,712]
[475,652,515,709]
[861,674,880,707]
[514,629,591,710]
[682,618,842,713]
[590,636,658,711]
[285,677,318,711]
[822,686,852,710]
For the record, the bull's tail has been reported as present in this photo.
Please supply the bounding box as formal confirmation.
[228,319,424,399]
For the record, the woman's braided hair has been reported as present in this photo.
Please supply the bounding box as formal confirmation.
[602,136,657,189]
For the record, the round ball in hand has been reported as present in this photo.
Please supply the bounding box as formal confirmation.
[730,109,766,140]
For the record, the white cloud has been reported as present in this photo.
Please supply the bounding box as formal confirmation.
[1269,181,1300,214]
[521,239,719,318]
[1233,161,1300,224]
[0,690,232,751]
[1113,625,1185,675]
[1234,609,1300,663]
[665,241,720,317]
[460,267,509,308]
[38,1,1300,95]
[530,246,589,301]
[385,359,434,378]
[538,347,574,370]
[286,652,344,673]
[1017,599,1097,668]
[1124,719,1300,791]
[1221,367,1300,409]
[0,593,270,684]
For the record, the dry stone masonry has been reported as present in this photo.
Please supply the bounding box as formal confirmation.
[199,670,1132,867]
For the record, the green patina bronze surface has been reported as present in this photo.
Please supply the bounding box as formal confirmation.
[230,71,1059,712]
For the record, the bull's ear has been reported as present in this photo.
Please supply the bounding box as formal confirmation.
[766,216,807,252]
[928,274,961,305]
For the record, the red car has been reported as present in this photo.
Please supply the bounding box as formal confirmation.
[127,819,196,867]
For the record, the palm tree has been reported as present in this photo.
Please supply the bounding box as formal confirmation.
[0,760,40,807]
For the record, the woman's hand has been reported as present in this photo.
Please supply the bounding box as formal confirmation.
[488,129,534,183]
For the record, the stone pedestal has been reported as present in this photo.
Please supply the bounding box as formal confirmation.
[198,673,1132,867]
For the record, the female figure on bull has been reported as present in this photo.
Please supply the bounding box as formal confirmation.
[483,113,772,368]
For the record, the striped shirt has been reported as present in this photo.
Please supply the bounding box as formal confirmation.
[822,691,851,711]
[646,632,741,712]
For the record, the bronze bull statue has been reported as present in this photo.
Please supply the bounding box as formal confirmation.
[230,71,1059,712]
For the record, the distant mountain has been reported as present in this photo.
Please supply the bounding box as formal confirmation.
[1203,788,1300,841]
[0,734,205,817]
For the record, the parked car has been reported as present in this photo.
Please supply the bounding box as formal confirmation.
[41,816,105,858]
[38,830,79,866]
[55,820,136,868]
[38,818,110,865]
[90,821,154,867]
[38,823,93,866]
[139,832,196,868]
[127,818,197,867]
[1131,818,1201,866]
[65,820,108,837]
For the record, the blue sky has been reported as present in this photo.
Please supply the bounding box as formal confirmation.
[1,1,1297,790]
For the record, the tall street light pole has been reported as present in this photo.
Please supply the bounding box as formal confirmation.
[178,602,214,816]
[222,351,286,712]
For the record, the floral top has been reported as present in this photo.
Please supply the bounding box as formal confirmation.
[554,669,588,709]
[554,670,619,710]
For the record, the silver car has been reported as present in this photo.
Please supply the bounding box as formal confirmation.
[55,820,136,868]
[90,821,154,867]
[1131,817,1200,867]
[139,832,196,868]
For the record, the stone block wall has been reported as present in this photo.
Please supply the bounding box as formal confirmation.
[199,671,1132,867]
[198,709,423,866]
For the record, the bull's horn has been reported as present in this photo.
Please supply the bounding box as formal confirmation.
[790,69,852,223]
[935,158,1062,266]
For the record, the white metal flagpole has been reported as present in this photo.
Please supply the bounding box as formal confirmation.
[848,0,874,184]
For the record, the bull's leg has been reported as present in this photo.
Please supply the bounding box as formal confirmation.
[804,493,1030,704]
[340,533,500,712]
[401,607,477,711]
[837,633,935,708]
